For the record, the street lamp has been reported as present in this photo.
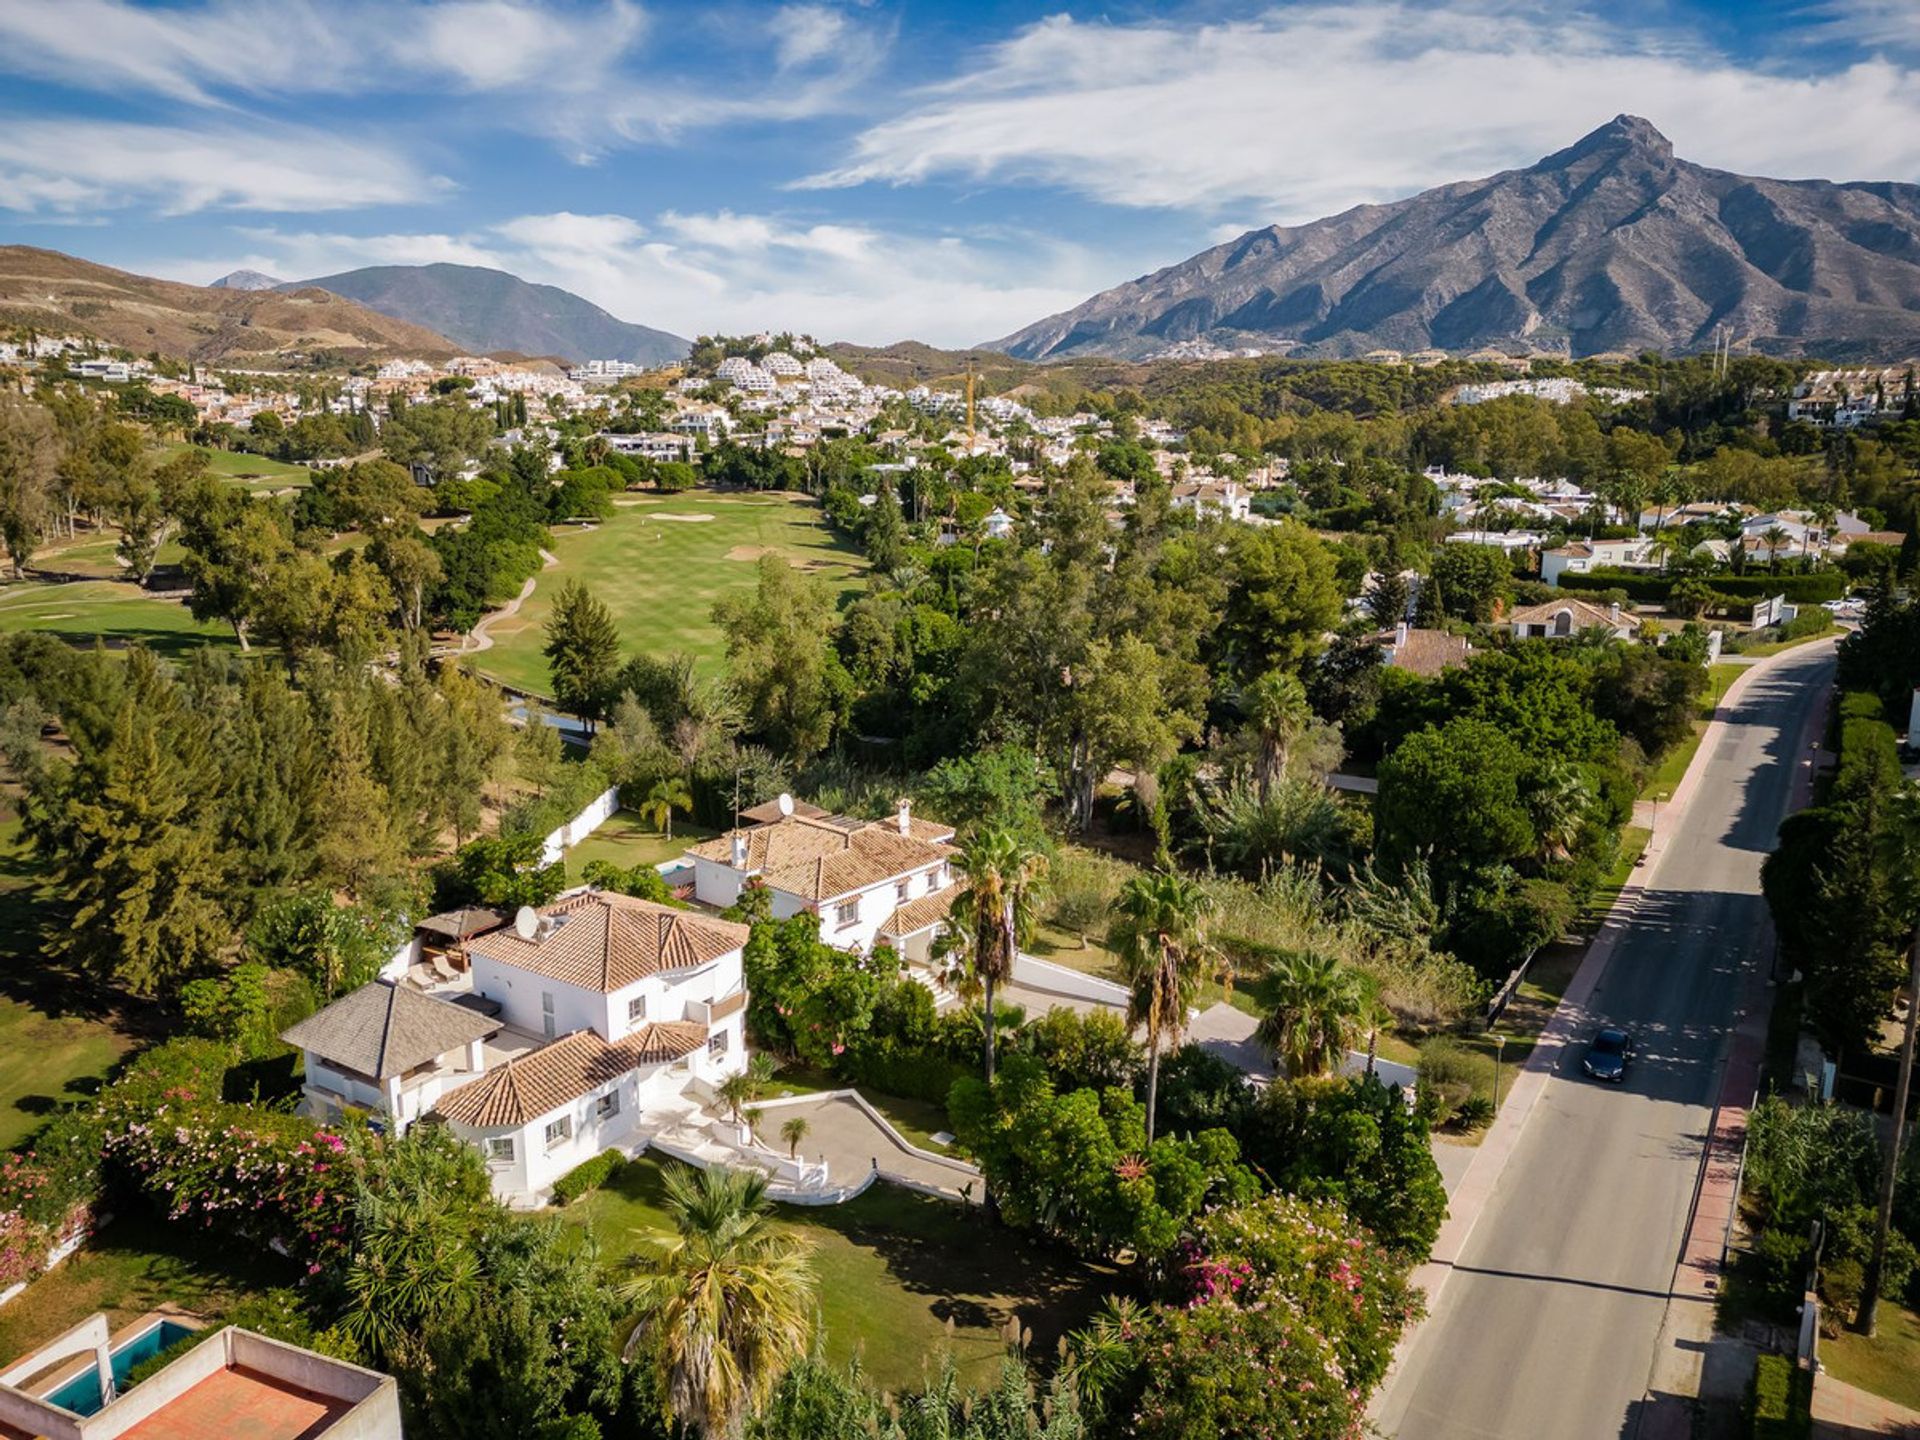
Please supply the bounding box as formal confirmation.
[1493,1032,1508,1111]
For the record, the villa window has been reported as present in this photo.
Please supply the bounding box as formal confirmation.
[834,897,860,929]
[627,994,648,1023]
[708,1030,729,1057]
[596,1091,621,1121]
[896,880,910,904]
[484,1136,515,1164]
[543,1116,572,1151]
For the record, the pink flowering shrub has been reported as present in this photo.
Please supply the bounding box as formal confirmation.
[1185,1193,1421,1396]
[94,1039,361,1267]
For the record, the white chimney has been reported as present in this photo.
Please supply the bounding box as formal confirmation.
[896,798,912,836]
[1395,621,1409,647]
[731,834,748,868]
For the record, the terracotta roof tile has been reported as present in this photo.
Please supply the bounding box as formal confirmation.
[469,892,748,993]
[432,1022,707,1128]
[689,813,953,901]
[880,884,961,937]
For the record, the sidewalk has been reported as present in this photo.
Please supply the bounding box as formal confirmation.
[1813,1373,1920,1438]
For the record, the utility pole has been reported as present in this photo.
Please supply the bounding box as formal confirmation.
[1858,932,1920,1335]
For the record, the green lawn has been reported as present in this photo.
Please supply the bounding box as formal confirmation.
[0,1213,296,1370]
[1821,1302,1920,1411]
[476,492,868,696]
[0,581,235,659]
[564,809,717,882]
[0,815,136,1150]
[160,444,313,491]
[566,1155,1111,1392]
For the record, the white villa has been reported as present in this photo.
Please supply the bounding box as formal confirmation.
[1504,597,1637,641]
[282,891,751,1206]
[687,799,959,962]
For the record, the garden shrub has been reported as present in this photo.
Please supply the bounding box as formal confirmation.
[1748,1354,1811,1440]
[551,1150,624,1206]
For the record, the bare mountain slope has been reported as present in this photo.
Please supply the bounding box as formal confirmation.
[287,264,688,367]
[0,247,460,363]
[993,116,1920,362]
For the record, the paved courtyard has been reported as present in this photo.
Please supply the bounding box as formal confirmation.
[754,1095,980,1202]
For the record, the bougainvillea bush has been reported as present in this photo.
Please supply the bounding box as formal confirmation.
[93,1038,362,1267]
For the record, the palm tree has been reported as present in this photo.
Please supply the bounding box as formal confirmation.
[716,1072,754,1126]
[1197,776,1344,878]
[1239,670,1311,803]
[779,1116,810,1159]
[641,775,693,840]
[1111,871,1211,1144]
[949,826,1048,1084]
[1525,762,1593,862]
[621,1165,814,1437]
[1762,524,1791,572]
[1255,949,1367,1078]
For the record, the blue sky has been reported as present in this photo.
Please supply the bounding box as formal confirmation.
[3,0,1920,346]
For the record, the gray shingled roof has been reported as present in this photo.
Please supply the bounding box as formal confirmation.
[280,982,503,1080]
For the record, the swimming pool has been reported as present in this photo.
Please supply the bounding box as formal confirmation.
[42,1319,197,1416]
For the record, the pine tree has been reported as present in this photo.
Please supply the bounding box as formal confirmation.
[313,719,403,900]
[542,579,621,729]
[57,697,228,996]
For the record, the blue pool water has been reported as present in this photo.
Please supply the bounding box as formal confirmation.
[44,1320,196,1416]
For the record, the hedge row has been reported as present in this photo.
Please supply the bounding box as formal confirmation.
[1559,569,1847,605]
[551,1149,624,1205]
[1748,1354,1812,1440]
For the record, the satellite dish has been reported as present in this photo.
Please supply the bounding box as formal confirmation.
[776,793,794,817]
[513,905,540,941]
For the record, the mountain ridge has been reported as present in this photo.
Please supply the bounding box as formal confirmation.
[0,246,461,363]
[283,263,689,367]
[992,116,1920,362]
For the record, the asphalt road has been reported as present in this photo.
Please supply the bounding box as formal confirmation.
[1375,643,1834,1440]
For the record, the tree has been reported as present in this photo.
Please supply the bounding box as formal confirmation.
[622,1165,814,1437]
[1111,872,1211,1144]
[381,399,494,483]
[1858,784,1920,1334]
[543,580,622,728]
[1220,521,1342,676]
[1376,717,1536,885]
[779,1116,809,1159]
[946,826,1048,1084]
[1429,543,1510,622]
[639,775,692,840]
[175,484,292,650]
[312,720,405,898]
[0,394,57,576]
[1255,950,1366,1078]
[367,528,444,631]
[711,557,852,761]
[1240,670,1311,803]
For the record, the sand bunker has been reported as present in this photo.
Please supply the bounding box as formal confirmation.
[649,512,715,523]
[726,545,771,561]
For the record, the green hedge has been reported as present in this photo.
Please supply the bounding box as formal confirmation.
[838,1046,970,1107]
[551,1149,624,1205]
[1749,1354,1812,1440]
[1560,569,1846,605]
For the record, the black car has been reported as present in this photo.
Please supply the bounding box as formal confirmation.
[1582,1027,1636,1082]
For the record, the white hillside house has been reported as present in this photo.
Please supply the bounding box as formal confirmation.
[282,891,751,1207]
[688,799,958,962]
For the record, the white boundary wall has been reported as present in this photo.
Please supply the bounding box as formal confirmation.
[1010,952,1132,1007]
[539,785,622,866]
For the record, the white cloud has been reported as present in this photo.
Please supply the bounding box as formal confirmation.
[0,119,446,215]
[194,210,1109,346]
[805,4,1920,218]
[0,0,645,102]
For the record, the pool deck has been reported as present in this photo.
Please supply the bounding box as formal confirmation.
[119,1365,353,1440]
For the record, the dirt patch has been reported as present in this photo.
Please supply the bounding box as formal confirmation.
[648,513,715,523]
[725,545,771,562]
